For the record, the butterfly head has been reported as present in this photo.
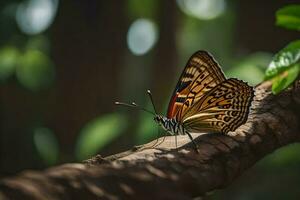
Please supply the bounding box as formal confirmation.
[154,115,164,125]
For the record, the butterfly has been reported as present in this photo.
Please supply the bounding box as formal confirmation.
[116,50,254,150]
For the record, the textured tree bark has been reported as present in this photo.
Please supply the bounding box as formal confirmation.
[0,80,299,200]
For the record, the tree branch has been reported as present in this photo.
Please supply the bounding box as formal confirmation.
[0,80,300,200]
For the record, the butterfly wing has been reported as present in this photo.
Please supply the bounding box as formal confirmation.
[167,51,226,121]
[182,78,254,133]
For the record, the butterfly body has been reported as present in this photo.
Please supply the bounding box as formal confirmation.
[154,115,186,135]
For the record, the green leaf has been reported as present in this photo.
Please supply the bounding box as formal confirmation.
[276,5,300,30]
[265,40,300,94]
[75,113,127,160]
[33,127,59,165]
[271,63,300,94]
[265,40,300,79]
[16,50,55,91]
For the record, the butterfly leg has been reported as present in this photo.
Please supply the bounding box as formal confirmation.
[186,132,199,153]
[148,128,167,149]
[134,128,167,151]
[156,131,167,147]
[148,126,161,148]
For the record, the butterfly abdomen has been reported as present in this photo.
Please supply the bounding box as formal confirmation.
[154,115,185,135]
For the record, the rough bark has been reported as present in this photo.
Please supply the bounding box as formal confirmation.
[0,80,300,200]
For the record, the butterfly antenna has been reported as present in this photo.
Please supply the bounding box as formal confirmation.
[115,101,155,115]
[147,90,158,114]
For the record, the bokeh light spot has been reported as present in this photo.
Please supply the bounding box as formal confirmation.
[16,50,55,91]
[75,113,127,160]
[127,18,158,56]
[33,127,59,165]
[0,46,20,82]
[177,0,226,20]
[16,0,59,35]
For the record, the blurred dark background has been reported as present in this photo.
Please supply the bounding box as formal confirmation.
[0,0,300,199]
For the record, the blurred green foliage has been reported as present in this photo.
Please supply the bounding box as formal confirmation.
[227,52,272,85]
[127,0,158,20]
[33,127,59,165]
[26,35,50,53]
[75,113,127,160]
[0,46,19,82]
[136,112,156,144]
[16,49,55,91]
[261,144,300,168]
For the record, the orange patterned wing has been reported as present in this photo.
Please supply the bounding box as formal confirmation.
[167,51,226,122]
[182,78,254,133]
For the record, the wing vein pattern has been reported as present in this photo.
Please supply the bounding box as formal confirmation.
[167,50,254,134]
